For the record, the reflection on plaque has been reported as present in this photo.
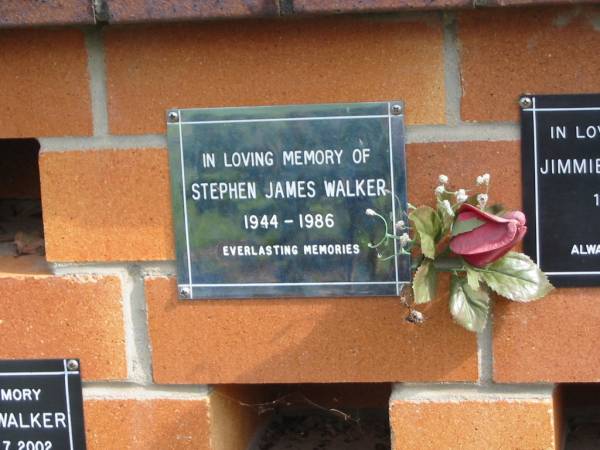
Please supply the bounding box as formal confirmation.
[0,359,86,450]
[521,93,600,286]
[167,102,410,299]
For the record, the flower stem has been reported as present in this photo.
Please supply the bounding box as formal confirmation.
[411,255,465,272]
[432,257,465,272]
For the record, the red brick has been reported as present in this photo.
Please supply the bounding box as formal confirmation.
[407,141,521,208]
[39,149,174,262]
[295,0,470,13]
[459,7,600,122]
[85,399,211,449]
[0,0,93,27]
[105,17,445,135]
[0,255,50,276]
[0,29,92,137]
[494,287,600,382]
[294,0,598,12]
[390,396,558,449]
[0,261,126,381]
[106,0,278,23]
[145,277,478,384]
[489,0,598,3]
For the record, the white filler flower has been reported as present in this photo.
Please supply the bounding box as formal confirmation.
[476,173,491,185]
[399,233,411,246]
[477,193,489,208]
[455,189,468,203]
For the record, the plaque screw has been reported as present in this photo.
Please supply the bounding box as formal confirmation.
[180,287,191,298]
[391,104,403,115]
[168,111,179,122]
[66,359,79,371]
[519,97,532,109]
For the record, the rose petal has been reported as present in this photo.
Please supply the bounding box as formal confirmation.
[504,210,526,226]
[456,203,514,224]
[450,221,518,255]
[462,225,527,267]
[450,204,528,266]
[454,210,480,222]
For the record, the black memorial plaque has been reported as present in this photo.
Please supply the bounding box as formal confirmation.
[167,101,410,299]
[521,93,600,286]
[0,360,86,450]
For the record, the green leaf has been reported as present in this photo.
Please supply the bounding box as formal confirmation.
[409,206,441,259]
[478,252,554,302]
[449,275,490,333]
[413,259,438,304]
[465,266,481,290]
[451,217,485,237]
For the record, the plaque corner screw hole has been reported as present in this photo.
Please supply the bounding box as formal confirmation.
[391,104,403,115]
[66,359,79,371]
[519,97,532,109]
[168,111,179,122]
[180,287,191,298]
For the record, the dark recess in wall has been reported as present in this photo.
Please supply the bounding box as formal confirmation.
[0,139,44,257]
[560,384,600,449]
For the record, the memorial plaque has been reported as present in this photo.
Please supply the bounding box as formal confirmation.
[167,101,410,299]
[0,359,86,450]
[521,93,600,286]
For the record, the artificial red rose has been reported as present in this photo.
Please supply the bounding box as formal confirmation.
[449,203,527,268]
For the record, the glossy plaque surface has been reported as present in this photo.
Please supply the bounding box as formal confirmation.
[167,102,409,298]
[521,93,600,286]
[0,359,86,450]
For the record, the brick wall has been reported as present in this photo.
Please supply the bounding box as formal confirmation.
[1,5,600,448]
